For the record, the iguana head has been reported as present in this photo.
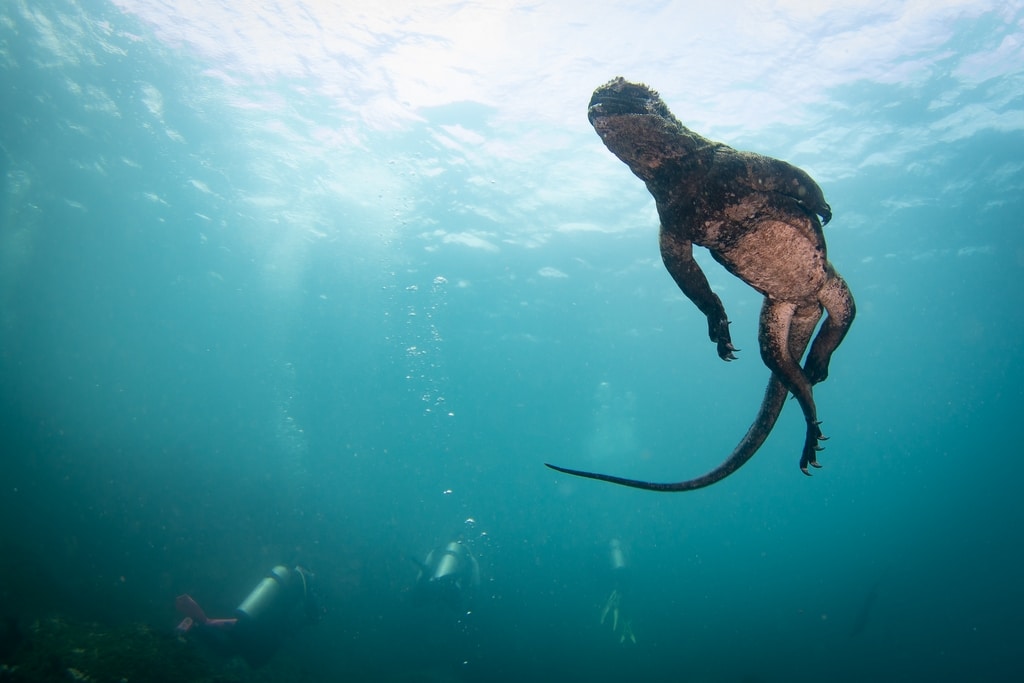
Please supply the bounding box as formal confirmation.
[587,77,702,181]
[588,77,676,123]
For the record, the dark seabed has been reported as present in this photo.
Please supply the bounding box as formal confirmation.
[2,1,1023,682]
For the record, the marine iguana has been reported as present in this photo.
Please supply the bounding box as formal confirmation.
[546,77,855,491]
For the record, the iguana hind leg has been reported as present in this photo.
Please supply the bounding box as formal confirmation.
[804,270,856,385]
[758,298,827,474]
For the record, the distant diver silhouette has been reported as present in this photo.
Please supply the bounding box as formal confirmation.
[850,574,886,638]
[546,78,855,491]
[411,540,480,612]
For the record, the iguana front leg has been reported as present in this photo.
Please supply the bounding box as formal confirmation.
[659,227,736,360]
[744,154,832,227]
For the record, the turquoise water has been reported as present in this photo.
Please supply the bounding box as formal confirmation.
[2,1,1022,681]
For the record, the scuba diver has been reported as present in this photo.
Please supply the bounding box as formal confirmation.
[600,539,636,644]
[411,539,481,613]
[175,564,322,667]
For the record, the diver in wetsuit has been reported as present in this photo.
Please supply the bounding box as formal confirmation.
[175,564,322,667]
[600,539,636,644]
[411,540,481,613]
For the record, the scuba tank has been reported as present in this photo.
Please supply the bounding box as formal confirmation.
[609,538,626,572]
[232,565,313,667]
[236,565,308,623]
[431,542,469,582]
[414,540,480,611]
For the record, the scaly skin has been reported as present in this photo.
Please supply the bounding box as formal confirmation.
[546,78,855,491]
